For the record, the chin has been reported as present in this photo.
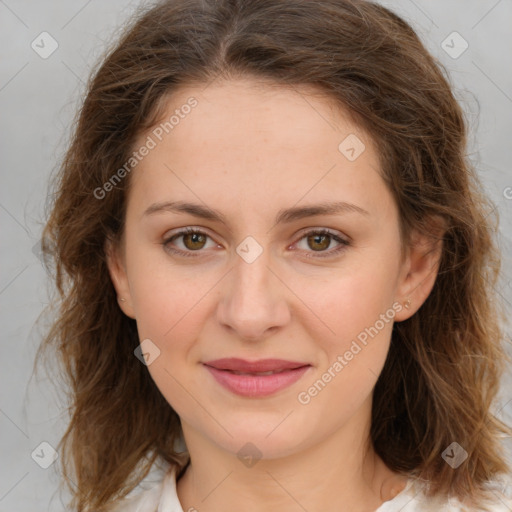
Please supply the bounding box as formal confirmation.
[208,416,312,461]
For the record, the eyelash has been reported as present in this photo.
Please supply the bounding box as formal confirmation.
[162,227,350,259]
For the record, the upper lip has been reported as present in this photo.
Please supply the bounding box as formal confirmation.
[203,358,310,373]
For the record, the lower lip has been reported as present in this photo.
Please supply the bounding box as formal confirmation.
[204,365,311,397]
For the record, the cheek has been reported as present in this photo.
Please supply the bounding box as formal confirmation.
[295,274,395,418]
[293,251,400,406]
[298,259,399,346]
[125,240,213,340]
[128,262,212,418]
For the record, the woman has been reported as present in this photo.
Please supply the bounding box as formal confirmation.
[39,0,512,510]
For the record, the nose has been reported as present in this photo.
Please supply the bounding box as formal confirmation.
[216,248,291,342]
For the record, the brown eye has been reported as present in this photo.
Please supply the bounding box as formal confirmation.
[163,228,216,257]
[294,229,350,259]
[163,227,349,259]
[306,233,331,251]
[182,232,207,250]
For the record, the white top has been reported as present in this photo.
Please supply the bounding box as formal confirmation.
[109,466,512,512]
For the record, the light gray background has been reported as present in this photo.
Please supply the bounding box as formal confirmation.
[1,1,511,510]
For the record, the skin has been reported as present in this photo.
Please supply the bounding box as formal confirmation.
[107,78,442,512]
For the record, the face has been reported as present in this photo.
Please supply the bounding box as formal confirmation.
[107,78,439,460]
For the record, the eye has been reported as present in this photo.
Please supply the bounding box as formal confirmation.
[293,229,350,258]
[162,227,218,257]
[162,227,350,259]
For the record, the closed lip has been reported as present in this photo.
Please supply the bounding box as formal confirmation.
[202,358,311,373]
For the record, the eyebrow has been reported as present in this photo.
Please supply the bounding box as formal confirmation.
[142,200,370,226]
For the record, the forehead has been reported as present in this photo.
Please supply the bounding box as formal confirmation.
[147,78,367,153]
[127,78,391,222]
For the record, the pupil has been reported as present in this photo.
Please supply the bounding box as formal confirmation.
[309,234,329,251]
[186,233,205,249]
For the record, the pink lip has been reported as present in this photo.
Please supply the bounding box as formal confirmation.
[203,358,311,397]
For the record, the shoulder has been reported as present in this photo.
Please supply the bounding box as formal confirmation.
[476,476,512,511]
[108,485,162,512]
[107,465,183,512]
[377,475,512,511]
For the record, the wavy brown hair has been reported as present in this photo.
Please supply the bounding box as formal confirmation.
[37,0,511,510]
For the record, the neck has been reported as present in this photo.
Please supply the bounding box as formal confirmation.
[176,403,406,512]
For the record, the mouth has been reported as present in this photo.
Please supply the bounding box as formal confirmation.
[219,369,294,376]
[203,357,310,373]
[202,358,312,397]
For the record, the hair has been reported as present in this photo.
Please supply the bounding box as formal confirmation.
[37,0,511,510]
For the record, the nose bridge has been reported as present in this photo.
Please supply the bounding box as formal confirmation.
[234,247,273,302]
[217,240,289,339]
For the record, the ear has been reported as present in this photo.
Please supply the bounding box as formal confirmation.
[394,217,445,322]
[105,235,136,319]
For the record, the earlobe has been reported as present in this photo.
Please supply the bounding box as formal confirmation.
[394,220,445,322]
[105,236,136,319]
